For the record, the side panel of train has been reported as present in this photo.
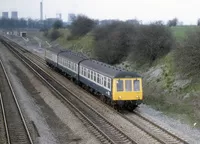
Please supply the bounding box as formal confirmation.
[45,51,112,98]
[79,66,112,97]
[79,76,111,97]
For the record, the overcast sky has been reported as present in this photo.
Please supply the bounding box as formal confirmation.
[0,0,199,24]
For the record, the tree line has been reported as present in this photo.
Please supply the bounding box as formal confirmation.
[67,15,174,66]
[0,18,63,29]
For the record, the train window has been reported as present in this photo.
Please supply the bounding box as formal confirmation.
[125,80,132,91]
[94,72,96,82]
[108,78,111,89]
[76,65,78,72]
[81,67,84,75]
[64,59,67,66]
[134,80,140,91]
[116,80,123,92]
[72,62,74,69]
[101,76,103,85]
[84,68,86,76]
[88,70,91,79]
[72,63,75,70]
[72,63,74,70]
[80,66,81,73]
[70,62,72,69]
[74,63,76,71]
[91,71,94,80]
[104,77,107,87]
[99,75,102,84]
[72,62,74,70]
[97,74,100,83]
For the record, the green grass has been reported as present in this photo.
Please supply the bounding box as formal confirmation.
[171,26,200,41]
[28,31,49,42]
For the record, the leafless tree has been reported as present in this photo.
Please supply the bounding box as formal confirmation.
[167,18,178,27]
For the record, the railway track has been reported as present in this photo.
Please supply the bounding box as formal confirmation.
[0,59,33,144]
[123,111,188,144]
[1,37,189,144]
[1,38,137,144]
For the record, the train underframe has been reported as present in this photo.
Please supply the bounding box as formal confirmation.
[46,61,141,111]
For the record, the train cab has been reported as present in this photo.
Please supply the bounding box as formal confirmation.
[112,72,143,109]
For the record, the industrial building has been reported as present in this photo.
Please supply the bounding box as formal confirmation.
[2,12,9,19]
[11,11,18,19]
[56,13,62,20]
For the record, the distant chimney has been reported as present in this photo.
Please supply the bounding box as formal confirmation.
[40,1,43,20]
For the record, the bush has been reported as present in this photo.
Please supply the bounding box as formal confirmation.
[129,22,174,65]
[70,15,96,38]
[175,30,200,79]
[93,21,138,65]
[49,29,61,41]
[43,31,48,37]
[53,20,63,29]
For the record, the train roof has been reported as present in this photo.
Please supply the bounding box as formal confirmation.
[46,48,141,78]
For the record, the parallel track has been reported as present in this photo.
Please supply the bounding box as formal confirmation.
[0,93,10,144]
[0,59,33,144]
[123,111,188,144]
[1,37,137,144]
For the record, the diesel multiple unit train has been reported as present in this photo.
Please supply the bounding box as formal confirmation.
[45,48,143,110]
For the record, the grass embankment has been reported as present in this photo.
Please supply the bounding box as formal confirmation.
[27,31,50,48]
[143,52,200,127]
[143,25,200,127]
[56,29,94,57]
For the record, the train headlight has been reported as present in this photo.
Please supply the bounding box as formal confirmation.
[118,96,122,100]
